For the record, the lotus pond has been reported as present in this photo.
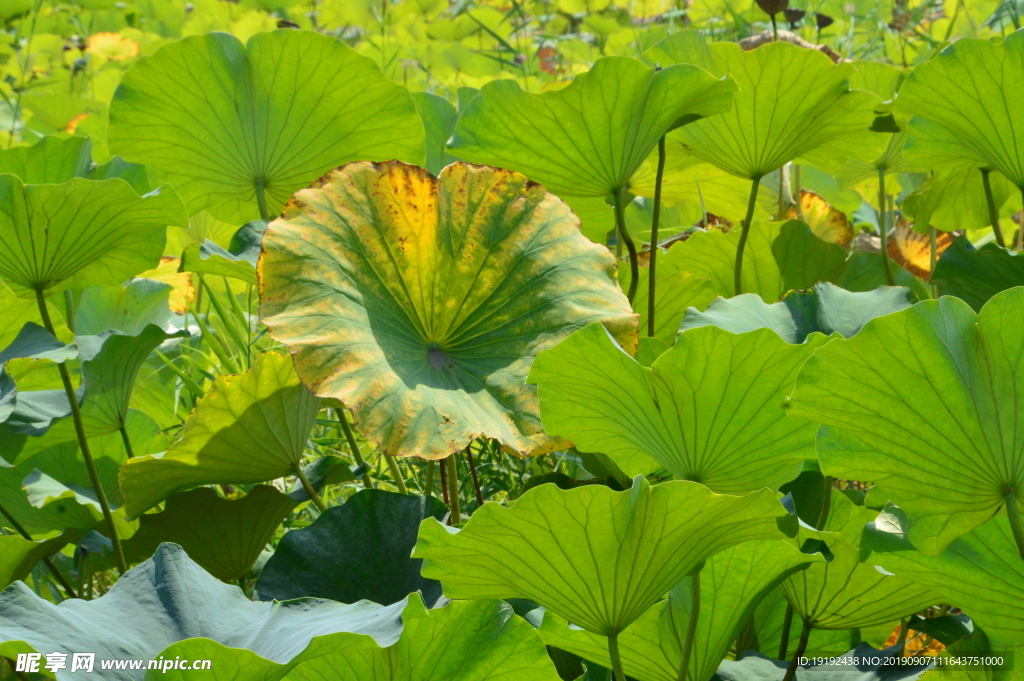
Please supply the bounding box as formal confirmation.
[0,1,1023,680]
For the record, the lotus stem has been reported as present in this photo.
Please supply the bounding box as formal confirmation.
[466,444,485,506]
[384,452,408,495]
[0,500,78,599]
[424,460,434,497]
[63,290,75,332]
[895,618,910,650]
[777,166,786,221]
[793,165,803,221]
[613,186,640,303]
[439,455,450,507]
[118,424,136,460]
[781,618,811,681]
[771,13,778,40]
[608,630,627,681]
[676,570,701,681]
[877,168,895,287]
[336,408,374,489]
[34,289,127,575]
[295,463,327,512]
[929,226,939,299]
[255,178,270,221]
[1005,491,1024,562]
[815,476,833,530]
[980,169,1006,247]
[734,175,762,296]
[445,455,461,525]
[648,135,667,337]
[778,605,794,659]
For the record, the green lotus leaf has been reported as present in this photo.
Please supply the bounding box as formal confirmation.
[258,161,637,460]
[447,55,737,198]
[412,92,458,176]
[894,32,1024,191]
[108,30,425,223]
[713,645,932,681]
[0,323,77,366]
[119,351,322,517]
[0,281,72,350]
[413,477,787,636]
[0,411,165,535]
[0,369,13,423]
[0,534,67,591]
[529,322,821,492]
[179,219,267,285]
[84,486,297,580]
[752,587,863,660]
[74,279,175,336]
[663,220,843,302]
[0,135,92,184]
[256,489,447,606]
[618,265,717,344]
[863,504,1024,655]
[932,236,1024,312]
[644,31,882,181]
[790,290,1024,554]
[0,175,188,296]
[839,252,931,301]
[0,543,409,681]
[781,492,940,631]
[679,283,915,344]
[537,539,820,681]
[902,169,1015,233]
[149,596,560,681]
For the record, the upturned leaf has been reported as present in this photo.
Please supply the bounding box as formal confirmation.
[529,322,821,492]
[149,596,560,681]
[0,175,187,295]
[119,352,322,517]
[259,161,636,460]
[932,236,1024,311]
[894,32,1024,190]
[537,540,820,681]
[108,30,425,223]
[644,31,882,181]
[0,535,68,591]
[0,544,409,681]
[448,56,737,197]
[256,489,448,606]
[790,290,1024,553]
[413,477,787,636]
[679,282,915,344]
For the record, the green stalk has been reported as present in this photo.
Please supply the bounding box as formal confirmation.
[466,445,485,506]
[199,277,247,358]
[734,176,762,296]
[64,290,76,333]
[929,226,939,299]
[154,350,205,399]
[613,186,640,303]
[778,605,794,659]
[384,452,408,494]
[980,169,1006,247]
[255,179,270,221]
[895,618,910,650]
[781,618,811,681]
[187,296,238,374]
[295,463,327,512]
[0,500,78,599]
[648,136,667,337]
[34,290,127,575]
[770,13,779,40]
[118,424,136,459]
[445,455,461,525]
[424,460,435,497]
[676,570,701,681]
[608,631,627,681]
[793,165,803,221]
[1005,491,1024,562]
[877,168,895,287]
[337,408,373,489]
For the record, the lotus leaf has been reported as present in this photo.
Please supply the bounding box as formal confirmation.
[537,539,820,681]
[0,175,187,296]
[259,161,636,460]
[448,55,737,198]
[790,289,1024,553]
[119,352,322,517]
[413,477,787,636]
[714,645,932,681]
[932,236,1024,311]
[0,534,67,591]
[149,596,560,681]
[679,283,915,343]
[256,489,448,606]
[108,30,425,223]
[0,544,409,681]
[530,322,821,491]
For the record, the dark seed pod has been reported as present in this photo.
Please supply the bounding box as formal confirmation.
[815,12,835,29]
[756,0,789,16]
[783,8,806,26]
